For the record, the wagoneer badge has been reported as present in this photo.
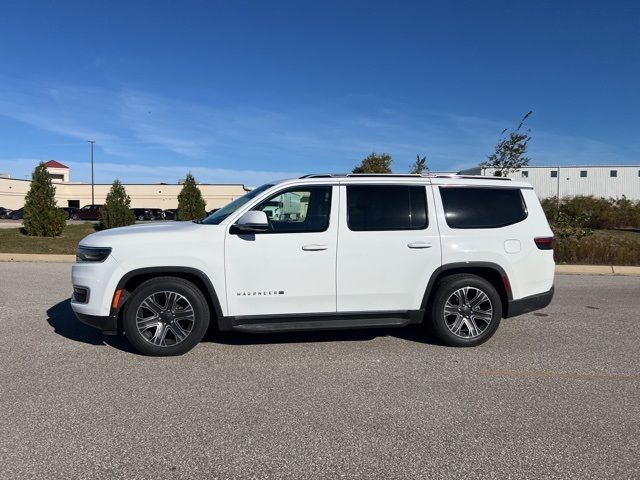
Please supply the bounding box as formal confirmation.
[237,291,285,296]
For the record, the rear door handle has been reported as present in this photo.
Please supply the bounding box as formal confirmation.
[302,244,328,251]
[407,242,432,249]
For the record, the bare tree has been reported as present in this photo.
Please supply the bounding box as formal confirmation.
[481,111,532,177]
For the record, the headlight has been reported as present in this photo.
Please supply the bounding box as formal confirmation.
[76,246,112,263]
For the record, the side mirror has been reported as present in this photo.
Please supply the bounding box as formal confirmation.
[232,210,269,233]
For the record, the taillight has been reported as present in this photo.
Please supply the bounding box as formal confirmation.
[534,237,554,250]
[501,274,512,298]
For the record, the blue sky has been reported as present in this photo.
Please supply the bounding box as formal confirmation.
[0,0,638,185]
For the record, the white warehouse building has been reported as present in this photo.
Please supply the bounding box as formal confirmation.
[460,165,640,200]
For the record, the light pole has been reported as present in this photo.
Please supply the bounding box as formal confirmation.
[556,165,561,206]
[88,141,96,204]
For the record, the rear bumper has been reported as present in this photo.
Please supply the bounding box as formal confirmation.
[505,286,554,318]
[74,312,118,335]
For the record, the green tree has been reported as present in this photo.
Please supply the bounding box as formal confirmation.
[177,172,206,220]
[409,154,428,174]
[481,111,532,177]
[99,179,136,230]
[22,162,67,237]
[352,152,393,173]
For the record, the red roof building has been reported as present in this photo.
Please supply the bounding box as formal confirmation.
[43,160,69,169]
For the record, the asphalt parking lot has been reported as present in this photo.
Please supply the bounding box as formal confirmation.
[0,219,163,229]
[0,263,638,479]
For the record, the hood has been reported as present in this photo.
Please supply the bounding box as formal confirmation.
[79,221,214,249]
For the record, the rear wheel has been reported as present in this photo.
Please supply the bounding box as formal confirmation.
[429,274,502,347]
[123,277,210,356]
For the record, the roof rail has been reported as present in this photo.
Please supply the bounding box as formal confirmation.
[300,173,428,179]
[298,174,348,178]
[427,173,513,181]
[299,173,512,181]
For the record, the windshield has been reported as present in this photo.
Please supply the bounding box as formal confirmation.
[201,183,274,225]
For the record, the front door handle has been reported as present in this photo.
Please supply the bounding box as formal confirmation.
[407,242,433,249]
[302,244,328,251]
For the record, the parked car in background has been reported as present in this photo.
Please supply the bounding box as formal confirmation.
[60,207,80,220]
[163,209,177,220]
[9,207,24,220]
[0,207,13,219]
[131,208,153,221]
[149,208,165,220]
[77,205,102,221]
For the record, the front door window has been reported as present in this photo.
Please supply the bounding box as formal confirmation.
[252,186,332,233]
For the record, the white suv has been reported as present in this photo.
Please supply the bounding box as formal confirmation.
[71,174,555,356]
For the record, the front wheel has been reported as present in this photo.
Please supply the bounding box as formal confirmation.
[123,277,210,356]
[429,274,502,347]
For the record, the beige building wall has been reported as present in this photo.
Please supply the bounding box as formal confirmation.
[0,178,248,210]
[47,167,70,183]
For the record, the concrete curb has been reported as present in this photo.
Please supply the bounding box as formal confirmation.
[1,253,640,275]
[611,266,640,276]
[555,264,613,275]
[555,264,640,276]
[0,253,76,263]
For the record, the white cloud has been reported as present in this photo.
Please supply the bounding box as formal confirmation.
[0,77,636,180]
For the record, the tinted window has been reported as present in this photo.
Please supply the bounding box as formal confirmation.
[252,185,332,233]
[347,185,427,231]
[610,170,617,177]
[550,170,558,178]
[439,187,527,229]
[580,170,587,177]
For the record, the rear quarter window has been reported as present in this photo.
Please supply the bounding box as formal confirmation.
[439,187,528,229]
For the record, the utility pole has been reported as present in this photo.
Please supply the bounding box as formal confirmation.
[88,141,96,204]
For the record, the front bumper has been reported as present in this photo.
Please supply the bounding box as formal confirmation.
[71,254,124,334]
[505,286,554,318]
[74,312,118,335]
[71,255,123,317]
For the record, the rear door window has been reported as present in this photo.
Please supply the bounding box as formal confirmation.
[347,185,427,231]
[439,187,527,228]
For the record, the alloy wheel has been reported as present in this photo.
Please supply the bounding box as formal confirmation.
[443,286,493,339]
[135,291,195,347]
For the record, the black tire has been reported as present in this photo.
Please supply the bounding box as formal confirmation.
[429,274,502,347]
[123,277,210,356]
[71,214,79,220]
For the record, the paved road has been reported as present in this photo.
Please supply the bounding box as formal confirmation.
[0,219,25,229]
[0,219,168,229]
[1,263,638,479]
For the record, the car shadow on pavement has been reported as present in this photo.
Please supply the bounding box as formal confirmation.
[206,324,442,347]
[46,299,136,353]
[47,299,441,353]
